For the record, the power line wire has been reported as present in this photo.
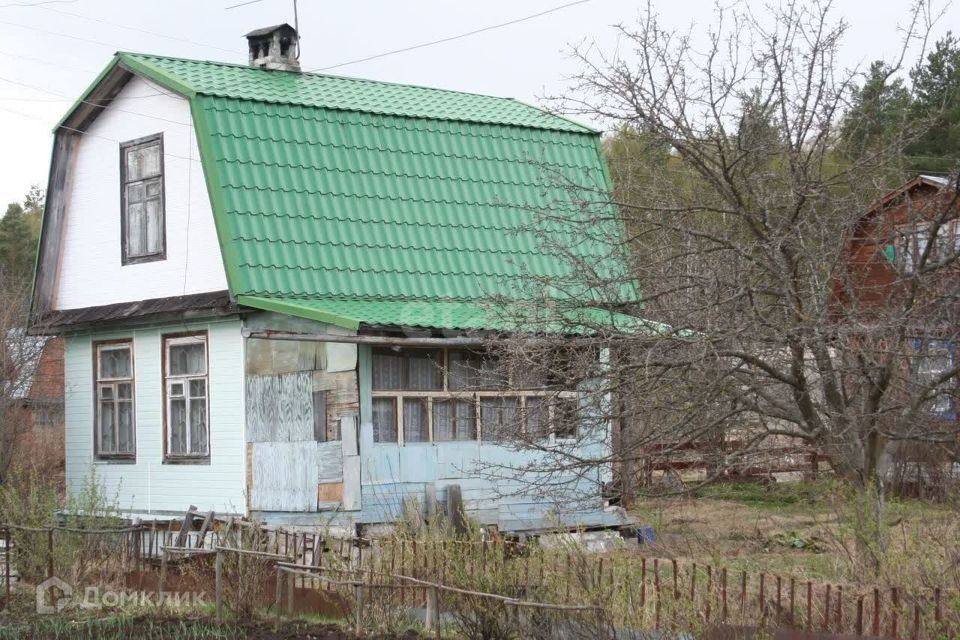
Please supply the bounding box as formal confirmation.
[224,0,268,9]
[0,17,137,49]
[30,4,241,54]
[0,0,73,8]
[0,75,189,125]
[307,0,591,72]
[0,48,98,74]
[0,105,202,164]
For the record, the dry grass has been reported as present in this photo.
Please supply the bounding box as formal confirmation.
[629,480,960,590]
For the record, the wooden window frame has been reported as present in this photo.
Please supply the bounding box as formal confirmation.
[120,133,166,265]
[93,339,136,462]
[370,347,580,445]
[162,331,210,464]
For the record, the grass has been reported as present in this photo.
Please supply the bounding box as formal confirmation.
[631,479,960,589]
[691,478,826,509]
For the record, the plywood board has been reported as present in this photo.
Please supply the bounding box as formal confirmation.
[317,482,343,503]
[250,441,319,511]
[246,372,314,442]
[342,456,361,511]
[325,343,357,373]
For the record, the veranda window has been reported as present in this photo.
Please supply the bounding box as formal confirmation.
[164,333,209,460]
[370,347,580,444]
[911,338,956,418]
[898,222,960,274]
[120,134,165,264]
[94,341,135,459]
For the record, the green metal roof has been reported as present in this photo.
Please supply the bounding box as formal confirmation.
[69,54,636,332]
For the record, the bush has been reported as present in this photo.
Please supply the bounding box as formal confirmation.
[0,466,122,585]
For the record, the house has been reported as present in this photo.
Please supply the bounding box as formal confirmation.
[28,26,631,533]
[1,331,64,481]
[836,174,960,493]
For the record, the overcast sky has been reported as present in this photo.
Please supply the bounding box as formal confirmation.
[0,0,955,207]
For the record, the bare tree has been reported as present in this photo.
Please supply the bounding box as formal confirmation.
[476,0,958,571]
[0,273,46,482]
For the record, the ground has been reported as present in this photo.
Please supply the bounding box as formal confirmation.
[628,480,960,591]
[0,613,423,639]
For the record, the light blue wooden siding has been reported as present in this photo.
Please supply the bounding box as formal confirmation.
[64,318,246,515]
[355,345,614,529]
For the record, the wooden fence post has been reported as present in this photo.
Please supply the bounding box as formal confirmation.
[891,587,899,638]
[425,585,438,632]
[354,583,364,636]
[158,549,168,597]
[215,548,223,624]
[274,567,283,624]
[4,527,10,612]
[856,595,864,636]
[46,528,54,580]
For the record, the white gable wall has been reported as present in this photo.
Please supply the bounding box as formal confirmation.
[55,75,227,310]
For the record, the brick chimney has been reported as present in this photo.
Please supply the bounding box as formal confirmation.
[245,24,300,72]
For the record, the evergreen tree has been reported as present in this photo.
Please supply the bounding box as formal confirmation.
[907,33,960,173]
[0,187,44,286]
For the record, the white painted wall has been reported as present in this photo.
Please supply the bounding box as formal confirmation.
[64,318,246,515]
[55,75,227,310]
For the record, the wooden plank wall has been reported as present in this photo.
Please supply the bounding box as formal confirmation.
[244,328,359,513]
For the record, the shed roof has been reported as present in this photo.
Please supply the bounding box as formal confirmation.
[53,54,635,332]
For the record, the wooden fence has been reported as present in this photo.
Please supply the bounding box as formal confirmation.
[1,519,956,639]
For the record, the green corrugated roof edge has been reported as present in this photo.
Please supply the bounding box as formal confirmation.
[238,296,668,336]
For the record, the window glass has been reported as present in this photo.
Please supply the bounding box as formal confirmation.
[403,398,429,443]
[554,397,579,439]
[99,347,131,379]
[434,399,476,441]
[449,349,505,390]
[912,338,955,417]
[372,350,403,390]
[372,397,397,443]
[373,349,442,390]
[480,396,519,441]
[169,342,206,376]
[95,342,135,458]
[525,397,548,440]
[407,351,442,390]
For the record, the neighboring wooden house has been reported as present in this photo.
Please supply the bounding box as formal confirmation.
[836,174,960,492]
[838,174,960,393]
[29,26,629,532]
[2,331,64,480]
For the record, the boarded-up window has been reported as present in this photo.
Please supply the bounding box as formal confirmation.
[120,134,165,264]
[94,341,135,459]
[164,333,209,460]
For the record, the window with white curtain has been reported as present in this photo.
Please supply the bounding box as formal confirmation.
[94,341,135,459]
[120,134,165,264]
[164,333,209,460]
[370,347,579,444]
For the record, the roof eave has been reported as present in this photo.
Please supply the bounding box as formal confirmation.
[54,53,197,134]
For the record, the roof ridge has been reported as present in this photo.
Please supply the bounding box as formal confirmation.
[118,51,594,133]
[125,52,542,113]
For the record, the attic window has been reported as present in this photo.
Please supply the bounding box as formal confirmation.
[120,134,165,265]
